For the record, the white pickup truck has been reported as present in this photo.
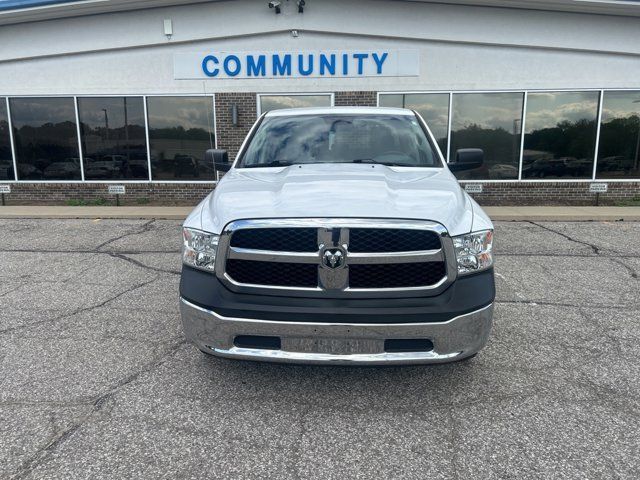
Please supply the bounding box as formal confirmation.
[179,107,494,365]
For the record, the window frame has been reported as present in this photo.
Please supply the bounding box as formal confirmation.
[378,88,640,183]
[145,95,219,182]
[9,95,83,182]
[0,93,218,184]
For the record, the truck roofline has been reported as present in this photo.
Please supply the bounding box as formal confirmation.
[264,106,415,117]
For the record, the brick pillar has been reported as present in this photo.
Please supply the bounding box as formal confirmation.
[215,92,257,160]
[334,91,377,107]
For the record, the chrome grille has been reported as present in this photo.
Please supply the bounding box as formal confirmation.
[348,228,441,252]
[349,262,447,289]
[216,219,457,298]
[230,228,317,252]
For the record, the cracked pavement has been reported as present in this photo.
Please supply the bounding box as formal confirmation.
[0,218,639,479]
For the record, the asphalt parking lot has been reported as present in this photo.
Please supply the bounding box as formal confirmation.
[0,218,639,479]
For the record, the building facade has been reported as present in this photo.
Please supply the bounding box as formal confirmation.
[0,0,639,205]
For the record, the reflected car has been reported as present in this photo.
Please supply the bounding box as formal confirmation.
[598,156,633,173]
[128,157,149,177]
[83,158,113,179]
[17,163,42,180]
[525,158,568,178]
[565,158,593,177]
[0,159,14,180]
[174,154,199,177]
[43,158,80,179]
[489,164,518,179]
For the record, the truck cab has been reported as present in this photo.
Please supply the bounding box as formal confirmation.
[179,107,495,364]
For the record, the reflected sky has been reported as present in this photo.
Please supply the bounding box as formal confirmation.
[147,96,214,131]
[525,92,599,132]
[452,93,523,133]
[601,91,640,122]
[260,95,331,113]
[78,97,145,130]
[9,97,76,128]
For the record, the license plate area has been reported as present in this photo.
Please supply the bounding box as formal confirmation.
[282,337,382,355]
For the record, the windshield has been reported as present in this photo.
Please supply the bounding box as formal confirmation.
[238,114,442,168]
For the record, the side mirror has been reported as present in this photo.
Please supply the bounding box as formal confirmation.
[449,148,484,172]
[205,149,231,172]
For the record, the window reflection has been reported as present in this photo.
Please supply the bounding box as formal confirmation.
[10,97,81,180]
[0,99,14,181]
[259,95,332,113]
[450,93,523,180]
[522,92,599,179]
[78,97,148,180]
[147,96,216,180]
[596,91,640,179]
[379,93,449,157]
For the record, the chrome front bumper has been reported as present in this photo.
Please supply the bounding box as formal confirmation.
[180,298,493,365]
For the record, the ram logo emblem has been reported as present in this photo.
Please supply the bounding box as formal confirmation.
[322,248,345,269]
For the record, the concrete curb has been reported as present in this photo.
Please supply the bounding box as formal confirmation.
[483,206,640,222]
[0,206,192,220]
[0,205,640,221]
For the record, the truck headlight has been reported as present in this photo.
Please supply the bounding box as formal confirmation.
[182,227,219,272]
[452,230,493,275]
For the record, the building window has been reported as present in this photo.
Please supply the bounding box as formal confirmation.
[78,97,148,180]
[0,99,14,181]
[522,91,599,179]
[378,93,449,157]
[258,94,332,114]
[10,97,81,180]
[147,96,216,181]
[450,92,524,180]
[596,91,640,179]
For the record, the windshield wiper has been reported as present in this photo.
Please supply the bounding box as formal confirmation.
[351,158,417,167]
[244,160,296,168]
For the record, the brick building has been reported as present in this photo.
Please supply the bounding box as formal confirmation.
[0,0,639,205]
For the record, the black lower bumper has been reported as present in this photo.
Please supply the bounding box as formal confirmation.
[179,267,495,324]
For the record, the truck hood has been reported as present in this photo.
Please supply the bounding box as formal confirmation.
[196,163,474,236]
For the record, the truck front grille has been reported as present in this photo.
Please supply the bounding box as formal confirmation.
[348,228,441,252]
[348,262,447,289]
[230,228,317,252]
[226,259,318,288]
[217,219,454,297]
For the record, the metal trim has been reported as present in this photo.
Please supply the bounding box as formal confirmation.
[180,298,494,365]
[5,97,18,181]
[143,95,153,182]
[446,92,453,163]
[592,89,605,180]
[215,218,455,299]
[73,96,85,182]
[518,91,528,181]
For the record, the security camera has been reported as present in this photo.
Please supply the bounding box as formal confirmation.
[297,0,305,13]
[268,1,281,14]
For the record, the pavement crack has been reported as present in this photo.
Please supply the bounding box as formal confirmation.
[94,219,156,251]
[107,252,180,276]
[8,337,187,480]
[527,221,602,254]
[608,257,638,280]
[0,277,160,336]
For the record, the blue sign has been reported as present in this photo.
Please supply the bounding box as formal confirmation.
[174,50,419,80]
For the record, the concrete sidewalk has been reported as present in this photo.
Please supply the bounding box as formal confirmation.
[0,205,639,221]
